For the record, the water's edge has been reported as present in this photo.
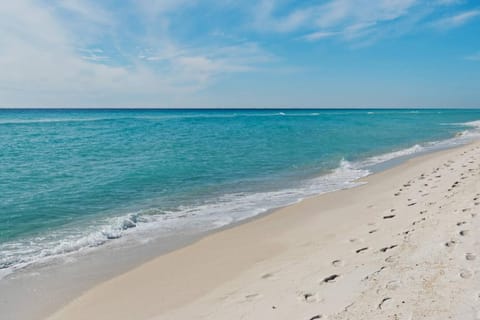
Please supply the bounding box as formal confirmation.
[1,124,480,320]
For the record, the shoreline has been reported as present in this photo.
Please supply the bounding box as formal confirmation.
[46,140,480,319]
[1,131,466,320]
[0,111,480,280]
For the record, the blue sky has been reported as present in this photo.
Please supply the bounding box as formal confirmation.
[0,0,479,108]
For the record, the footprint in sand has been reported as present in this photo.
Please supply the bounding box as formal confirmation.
[412,217,426,226]
[466,253,476,261]
[379,245,398,253]
[244,293,262,301]
[385,256,397,263]
[363,266,386,280]
[445,240,456,247]
[332,259,344,267]
[356,247,368,254]
[299,292,321,303]
[378,297,393,310]
[261,273,275,280]
[460,269,473,279]
[459,230,469,236]
[322,274,340,283]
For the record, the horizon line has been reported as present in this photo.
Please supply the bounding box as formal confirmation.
[1,107,480,110]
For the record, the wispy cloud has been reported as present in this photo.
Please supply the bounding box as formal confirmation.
[311,0,424,42]
[253,0,420,42]
[0,0,275,106]
[251,0,313,33]
[302,31,339,41]
[139,42,274,87]
[57,0,113,25]
[256,0,480,44]
[433,9,480,29]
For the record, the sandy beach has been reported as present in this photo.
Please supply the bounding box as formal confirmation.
[2,1,479,318]
[47,141,480,320]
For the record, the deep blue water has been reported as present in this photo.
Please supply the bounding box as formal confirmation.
[1,108,480,275]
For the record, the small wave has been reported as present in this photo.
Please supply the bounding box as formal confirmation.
[358,119,480,169]
[359,144,424,167]
[0,113,332,125]
[443,120,480,142]
[462,120,480,128]
[443,121,480,128]
[0,158,370,278]
[0,117,117,125]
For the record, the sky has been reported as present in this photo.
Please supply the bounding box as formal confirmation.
[0,0,479,108]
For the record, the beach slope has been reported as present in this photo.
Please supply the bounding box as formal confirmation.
[49,142,480,320]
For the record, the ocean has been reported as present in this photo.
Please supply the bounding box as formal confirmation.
[1,108,480,277]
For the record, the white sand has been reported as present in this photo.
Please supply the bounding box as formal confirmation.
[48,142,480,320]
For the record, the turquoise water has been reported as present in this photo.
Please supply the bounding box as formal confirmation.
[1,108,480,275]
